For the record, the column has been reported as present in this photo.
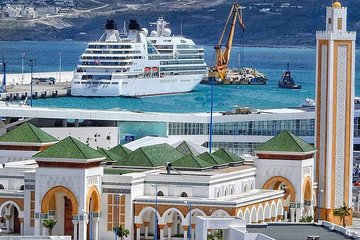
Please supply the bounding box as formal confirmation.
[191,223,195,240]
[284,210,288,222]
[34,218,41,235]
[19,218,24,235]
[167,223,172,240]
[290,208,295,222]
[72,220,78,240]
[183,226,188,240]
[144,222,149,239]
[135,224,141,240]
[296,208,303,222]
[5,215,10,232]
[78,218,87,240]
[93,217,100,240]
[159,224,165,240]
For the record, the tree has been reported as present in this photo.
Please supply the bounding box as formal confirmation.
[113,225,130,240]
[333,202,352,227]
[42,219,57,236]
[299,216,313,222]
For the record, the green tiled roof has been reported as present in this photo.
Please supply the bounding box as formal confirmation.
[34,136,104,160]
[212,148,244,163]
[175,141,200,156]
[0,122,58,143]
[97,148,121,162]
[109,145,132,159]
[104,168,141,175]
[255,130,316,153]
[172,154,213,169]
[198,152,228,166]
[116,143,184,168]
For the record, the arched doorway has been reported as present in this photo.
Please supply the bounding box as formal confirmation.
[303,177,313,218]
[41,186,78,238]
[85,186,101,240]
[0,201,23,234]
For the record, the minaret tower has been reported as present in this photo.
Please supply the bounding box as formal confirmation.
[315,1,356,225]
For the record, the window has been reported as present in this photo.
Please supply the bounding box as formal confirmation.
[157,191,164,196]
[337,18,343,30]
[19,185,24,190]
[180,192,188,197]
[0,185,4,190]
[107,194,125,231]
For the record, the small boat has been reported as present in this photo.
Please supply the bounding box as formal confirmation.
[278,63,301,89]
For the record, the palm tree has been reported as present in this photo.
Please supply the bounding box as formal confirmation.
[42,219,57,236]
[113,225,130,240]
[333,202,352,227]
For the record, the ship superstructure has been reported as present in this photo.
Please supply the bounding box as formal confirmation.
[71,18,207,97]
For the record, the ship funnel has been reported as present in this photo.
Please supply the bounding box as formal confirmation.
[105,19,117,30]
[129,20,141,31]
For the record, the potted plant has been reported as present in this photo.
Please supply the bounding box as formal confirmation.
[42,219,57,236]
[333,202,352,227]
[113,225,130,240]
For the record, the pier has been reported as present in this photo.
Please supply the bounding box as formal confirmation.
[0,71,72,101]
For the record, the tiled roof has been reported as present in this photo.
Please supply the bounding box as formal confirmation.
[198,152,228,166]
[97,148,120,162]
[0,122,57,143]
[255,130,316,153]
[33,136,104,160]
[175,141,200,156]
[212,148,244,163]
[116,143,184,168]
[172,154,213,169]
[109,145,132,159]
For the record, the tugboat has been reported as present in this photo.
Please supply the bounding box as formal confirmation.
[278,63,301,89]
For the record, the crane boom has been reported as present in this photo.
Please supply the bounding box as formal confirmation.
[209,3,245,80]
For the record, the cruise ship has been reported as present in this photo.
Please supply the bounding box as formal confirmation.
[71,18,207,97]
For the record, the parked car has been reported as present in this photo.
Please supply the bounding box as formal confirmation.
[32,77,56,85]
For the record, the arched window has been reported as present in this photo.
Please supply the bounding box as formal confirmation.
[180,192,188,197]
[19,185,24,190]
[0,185,4,190]
[224,189,228,196]
[230,186,235,195]
[157,191,164,196]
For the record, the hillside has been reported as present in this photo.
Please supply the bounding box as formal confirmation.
[0,0,359,46]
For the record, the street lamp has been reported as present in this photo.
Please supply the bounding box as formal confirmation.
[29,59,36,107]
[151,184,158,240]
[318,189,324,222]
[184,201,192,240]
[21,53,25,85]
[114,194,124,240]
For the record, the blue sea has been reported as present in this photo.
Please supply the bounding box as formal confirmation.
[1,41,359,112]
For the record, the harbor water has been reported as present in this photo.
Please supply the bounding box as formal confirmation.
[1,41,360,112]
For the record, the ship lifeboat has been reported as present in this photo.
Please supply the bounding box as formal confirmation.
[152,67,159,72]
[144,67,151,72]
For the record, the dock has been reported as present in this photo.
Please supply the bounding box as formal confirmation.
[0,82,71,101]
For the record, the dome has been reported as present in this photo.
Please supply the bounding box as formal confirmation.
[163,28,171,37]
[150,31,157,37]
[332,1,341,8]
[141,28,148,36]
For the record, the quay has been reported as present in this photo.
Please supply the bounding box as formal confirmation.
[0,71,73,101]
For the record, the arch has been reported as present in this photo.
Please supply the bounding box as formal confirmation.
[216,189,221,198]
[237,209,243,218]
[250,206,257,223]
[276,200,283,216]
[137,206,161,224]
[270,201,277,218]
[180,192,188,197]
[264,203,271,219]
[86,185,101,213]
[244,208,251,224]
[0,200,22,214]
[0,184,4,190]
[41,186,78,215]
[184,208,206,225]
[19,185,24,191]
[302,177,312,201]
[230,186,235,195]
[157,191,164,196]
[262,176,296,202]
[162,207,185,222]
[211,209,230,217]
[257,205,264,222]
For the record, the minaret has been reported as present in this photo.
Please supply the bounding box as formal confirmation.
[315,1,356,225]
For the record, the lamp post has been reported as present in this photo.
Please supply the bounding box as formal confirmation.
[151,184,158,240]
[21,53,25,85]
[29,59,36,107]
[59,52,62,83]
[318,189,324,222]
[184,201,192,240]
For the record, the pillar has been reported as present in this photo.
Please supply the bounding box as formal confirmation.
[144,222,149,239]
[78,218,87,240]
[159,224,165,240]
[135,223,141,240]
[296,208,302,222]
[284,210,288,222]
[191,223,195,240]
[5,215,10,232]
[290,208,295,222]
[183,226,188,240]
[167,223,173,240]
[19,218,24,235]
[72,220,78,240]
[94,217,100,240]
[34,218,41,235]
